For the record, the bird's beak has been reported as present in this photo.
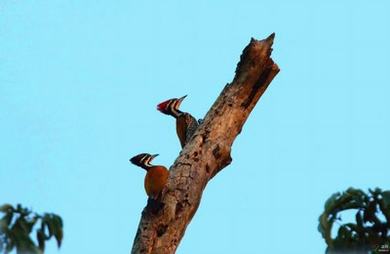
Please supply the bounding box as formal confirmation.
[178,95,187,102]
[177,95,187,107]
[151,154,159,160]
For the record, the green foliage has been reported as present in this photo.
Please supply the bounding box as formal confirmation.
[0,204,63,254]
[319,188,390,254]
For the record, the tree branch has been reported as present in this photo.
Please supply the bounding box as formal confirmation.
[131,34,280,254]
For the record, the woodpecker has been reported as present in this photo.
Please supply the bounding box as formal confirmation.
[129,153,169,200]
[157,95,201,148]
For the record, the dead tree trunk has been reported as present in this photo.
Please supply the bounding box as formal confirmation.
[131,34,280,254]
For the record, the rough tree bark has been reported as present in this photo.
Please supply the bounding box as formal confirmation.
[131,34,280,254]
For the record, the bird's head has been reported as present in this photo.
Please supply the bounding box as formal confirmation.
[157,95,187,118]
[129,153,159,170]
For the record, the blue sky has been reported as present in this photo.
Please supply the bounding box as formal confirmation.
[1,1,390,254]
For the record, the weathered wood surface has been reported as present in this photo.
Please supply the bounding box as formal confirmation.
[132,33,280,254]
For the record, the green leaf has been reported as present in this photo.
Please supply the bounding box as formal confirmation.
[337,225,352,241]
[346,188,367,205]
[382,191,390,209]
[346,187,362,196]
[16,204,22,213]
[18,218,32,234]
[355,210,364,227]
[369,187,382,196]
[363,201,377,223]
[42,214,55,238]
[325,192,340,213]
[5,236,14,253]
[0,204,13,213]
[1,213,13,227]
[51,215,63,247]
[37,229,45,251]
[39,214,64,248]
[25,216,38,233]
[53,214,63,228]
[11,221,36,252]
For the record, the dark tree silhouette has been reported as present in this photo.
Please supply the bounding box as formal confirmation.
[319,188,390,254]
[0,204,63,254]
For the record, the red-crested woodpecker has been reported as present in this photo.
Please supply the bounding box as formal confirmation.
[157,95,201,148]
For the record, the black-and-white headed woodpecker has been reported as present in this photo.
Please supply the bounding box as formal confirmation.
[129,153,169,200]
